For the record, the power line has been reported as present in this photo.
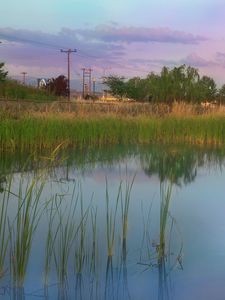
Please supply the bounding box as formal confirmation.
[60,49,77,101]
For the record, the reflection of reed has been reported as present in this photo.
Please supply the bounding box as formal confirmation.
[158,256,170,300]
[104,256,115,300]
[75,274,83,300]
[11,287,25,300]
[120,237,131,300]
[57,281,69,300]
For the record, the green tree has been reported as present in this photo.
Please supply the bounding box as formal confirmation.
[103,65,219,103]
[103,76,127,99]
[218,84,225,104]
[0,63,8,82]
[126,77,147,101]
[197,76,217,101]
[184,66,200,102]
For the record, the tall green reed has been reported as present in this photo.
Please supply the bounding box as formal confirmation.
[9,177,45,287]
[90,207,98,274]
[158,183,172,260]
[53,189,78,285]
[105,179,121,257]
[0,175,11,277]
[121,174,135,243]
[43,195,59,287]
[75,189,89,275]
[53,182,90,285]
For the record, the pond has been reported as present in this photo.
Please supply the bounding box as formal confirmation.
[1,144,225,300]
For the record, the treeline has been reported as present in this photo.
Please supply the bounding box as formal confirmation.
[103,65,225,103]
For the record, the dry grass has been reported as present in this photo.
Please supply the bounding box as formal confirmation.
[1,99,225,119]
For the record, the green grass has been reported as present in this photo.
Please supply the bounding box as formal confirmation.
[0,79,56,101]
[1,114,225,153]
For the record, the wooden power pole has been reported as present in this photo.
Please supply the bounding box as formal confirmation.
[60,49,77,101]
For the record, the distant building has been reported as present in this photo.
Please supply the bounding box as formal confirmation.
[37,78,49,88]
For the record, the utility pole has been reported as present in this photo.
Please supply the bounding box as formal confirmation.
[81,68,92,99]
[21,72,27,85]
[60,49,77,101]
[93,78,96,96]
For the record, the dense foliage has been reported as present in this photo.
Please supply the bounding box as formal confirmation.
[0,63,8,82]
[104,65,225,103]
[45,75,68,97]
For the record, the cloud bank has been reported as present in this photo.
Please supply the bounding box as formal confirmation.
[0,25,222,83]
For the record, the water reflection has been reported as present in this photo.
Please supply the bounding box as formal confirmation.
[1,144,225,187]
[0,144,225,299]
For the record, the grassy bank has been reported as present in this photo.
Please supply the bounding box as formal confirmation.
[0,79,56,101]
[1,112,225,152]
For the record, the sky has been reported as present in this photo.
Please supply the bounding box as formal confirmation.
[1,0,225,87]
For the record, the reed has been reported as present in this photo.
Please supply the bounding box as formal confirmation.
[74,189,89,275]
[90,207,98,274]
[1,113,225,153]
[158,183,173,260]
[105,179,121,257]
[53,182,90,284]
[43,196,59,286]
[0,175,11,277]
[9,177,45,287]
[53,189,78,285]
[121,175,135,242]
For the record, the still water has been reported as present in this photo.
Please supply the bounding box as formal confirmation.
[1,144,225,300]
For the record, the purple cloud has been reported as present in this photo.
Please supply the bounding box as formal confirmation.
[76,25,208,45]
[0,27,124,58]
[0,27,216,82]
[0,26,207,48]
